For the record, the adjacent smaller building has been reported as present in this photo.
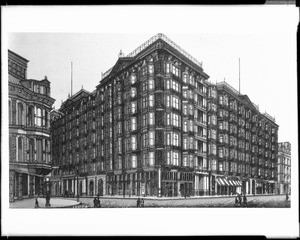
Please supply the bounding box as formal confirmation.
[8,50,55,202]
[277,142,291,194]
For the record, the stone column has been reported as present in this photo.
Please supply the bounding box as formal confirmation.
[39,177,43,196]
[9,171,15,202]
[158,168,162,197]
[194,174,198,196]
[18,173,23,200]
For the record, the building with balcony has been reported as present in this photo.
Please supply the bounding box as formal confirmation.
[207,80,279,196]
[51,33,279,198]
[276,142,291,194]
[51,33,210,197]
[8,50,55,202]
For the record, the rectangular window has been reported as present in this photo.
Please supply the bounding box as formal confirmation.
[167,151,171,165]
[173,152,179,165]
[166,95,170,107]
[172,96,179,109]
[149,152,154,166]
[131,117,137,131]
[142,96,148,108]
[131,88,137,98]
[183,156,188,167]
[131,101,137,114]
[173,132,179,146]
[149,79,154,90]
[132,155,137,168]
[149,131,154,146]
[166,113,171,126]
[149,94,154,107]
[149,65,154,74]
[131,135,137,150]
[173,113,179,127]
[149,112,154,125]
[143,133,148,147]
[166,133,171,146]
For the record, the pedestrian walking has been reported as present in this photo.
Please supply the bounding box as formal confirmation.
[243,193,247,207]
[235,196,239,207]
[137,197,140,208]
[140,198,144,207]
[97,197,101,208]
[238,193,242,206]
[93,196,98,208]
[286,192,289,202]
[35,197,39,208]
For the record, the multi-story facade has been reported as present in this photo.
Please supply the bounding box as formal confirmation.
[8,50,55,202]
[51,33,209,197]
[207,81,279,195]
[51,33,278,197]
[276,142,291,194]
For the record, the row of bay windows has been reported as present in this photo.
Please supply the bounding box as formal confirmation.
[9,100,50,128]
[115,152,156,170]
[210,144,276,163]
[209,159,275,177]
[13,136,51,163]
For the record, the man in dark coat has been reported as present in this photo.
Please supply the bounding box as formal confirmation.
[137,197,140,207]
[243,194,247,207]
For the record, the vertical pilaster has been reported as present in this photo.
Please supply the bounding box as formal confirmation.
[18,173,23,200]
[9,171,15,202]
[158,167,162,197]
[29,175,34,197]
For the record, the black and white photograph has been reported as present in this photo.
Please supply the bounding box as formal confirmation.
[1,5,299,237]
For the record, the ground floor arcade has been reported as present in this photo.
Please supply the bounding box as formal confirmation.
[9,170,45,202]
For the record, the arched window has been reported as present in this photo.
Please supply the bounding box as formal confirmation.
[9,100,12,124]
[17,102,24,125]
[28,138,35,162]
[28,106,34,127]
[37,108,42,127]
[18,137,23,162]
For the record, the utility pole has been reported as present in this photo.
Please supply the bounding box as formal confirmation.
[71,62,73,96]
[239,58,241,94]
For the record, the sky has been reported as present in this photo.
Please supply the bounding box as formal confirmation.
[2,5,299,237]
[8,31,296,143]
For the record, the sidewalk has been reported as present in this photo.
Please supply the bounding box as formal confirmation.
[72,193,282,200]
[10,197,81,208]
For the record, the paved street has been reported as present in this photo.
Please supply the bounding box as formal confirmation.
[10,197,80,208]
[9,194,290,208]
[69,194,290,208]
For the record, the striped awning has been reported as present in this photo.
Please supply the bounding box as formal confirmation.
[222,178,230,186]
[218,177,226,186]
[227,179,234,186]
[216,177,223,186]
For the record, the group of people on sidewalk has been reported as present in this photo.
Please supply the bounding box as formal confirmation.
[137,197,144,207]
[235,193,247,207]
[93,195,101,208]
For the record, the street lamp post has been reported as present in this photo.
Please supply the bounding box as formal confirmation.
[45,177,51,207]
[76,164,79,202]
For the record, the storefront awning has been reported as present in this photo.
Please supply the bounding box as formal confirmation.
[221,178,230,186]
[218,177,226,186]
[227,179,234,186]
[216,177,222,186]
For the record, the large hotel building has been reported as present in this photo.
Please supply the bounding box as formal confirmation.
[49,33,279,197]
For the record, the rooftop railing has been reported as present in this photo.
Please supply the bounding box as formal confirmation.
[217,81,240,96]
[101,33,203,80]
[263,112,276,123]
[216,80,260,111]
